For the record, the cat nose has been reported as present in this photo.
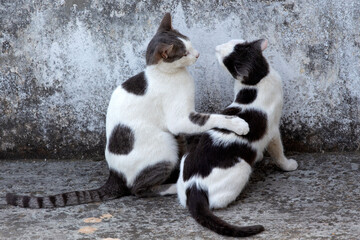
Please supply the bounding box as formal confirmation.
[195,53,200,58]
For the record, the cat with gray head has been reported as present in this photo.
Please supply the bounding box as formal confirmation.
[6,13,249,208]
[177,39,298,237]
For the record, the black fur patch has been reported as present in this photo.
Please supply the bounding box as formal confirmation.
[222,107,267,142]
[97,190,104,201]
[108,124,135,155]
[183,134,256,181]
[186,185,209,208]
[75,191,80,203]
[22,196,30,208]
[49,196,56,207]
[189,112,210,126]
[235,88,257,104]
[221,107,242,116]
[236,109,267,142]
[37,197,43,208]
[62,193,68,206]
[122,72,147,95]
[223,40,269,85]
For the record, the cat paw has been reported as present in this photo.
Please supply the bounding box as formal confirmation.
[231,118,250,135]
[279,159,298,171]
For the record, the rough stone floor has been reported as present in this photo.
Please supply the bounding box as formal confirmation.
[0,152,359,240]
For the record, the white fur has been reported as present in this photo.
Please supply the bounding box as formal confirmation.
[159,184,178,196]
[177,39,298,209]
[106,37,249,188]
[208,129,248,147]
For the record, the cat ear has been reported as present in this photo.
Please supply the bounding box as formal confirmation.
[157,13,173,32]
[157,43,174,59]
[253,39,268,51]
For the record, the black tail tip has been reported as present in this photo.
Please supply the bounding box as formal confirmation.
[6,193,18,206]
[247,225,265,235]
[255,224,265,232]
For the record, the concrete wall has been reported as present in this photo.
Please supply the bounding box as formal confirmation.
[1,0,359,159]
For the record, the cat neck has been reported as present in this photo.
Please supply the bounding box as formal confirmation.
[233,67,278,94]
[233,78,255,95]
[146,63,187,75]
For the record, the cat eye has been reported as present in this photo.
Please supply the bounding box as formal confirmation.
[184,51,189,56]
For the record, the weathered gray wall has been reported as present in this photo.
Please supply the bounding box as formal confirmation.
[1,0,359,159]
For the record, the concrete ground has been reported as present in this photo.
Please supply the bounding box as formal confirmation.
[0,152,359,240]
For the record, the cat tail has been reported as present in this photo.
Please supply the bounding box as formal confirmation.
[6,170,130,208]
[186,185,264,237]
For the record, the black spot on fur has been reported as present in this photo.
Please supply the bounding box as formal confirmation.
[235,88,257,104]
[49,196,56,207]
[62,194,68,206]
[108,124,135,155]
[223,40,269,85]
[37,197,43,208]
[122,72,147,95]
[222,107,267,142]
[97,190,104,201]
[75,191,80,203]
[221,107,242,116]
[22,196,30,208]
[183,134,256,181]
[236,109,267,142]
[189,112,210,126]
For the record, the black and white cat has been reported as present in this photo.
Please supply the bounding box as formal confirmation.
[6,13,250,208]
[176,39,298,237]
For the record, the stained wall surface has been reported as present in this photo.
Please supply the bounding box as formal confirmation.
[1,0,359,159]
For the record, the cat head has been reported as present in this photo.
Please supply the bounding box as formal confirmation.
[146,13,199,70]
[215,39,269,85]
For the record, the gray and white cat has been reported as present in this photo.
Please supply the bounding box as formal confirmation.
[177,39,298,237]
[6,13,249,208]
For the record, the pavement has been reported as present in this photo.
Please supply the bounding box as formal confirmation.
[0,152,359,240]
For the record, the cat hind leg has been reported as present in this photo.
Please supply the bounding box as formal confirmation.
[131,161,176,197]
[267,131,298,171]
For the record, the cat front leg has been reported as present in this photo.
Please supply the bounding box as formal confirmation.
[266,130,298,171]
[168,111,249,136]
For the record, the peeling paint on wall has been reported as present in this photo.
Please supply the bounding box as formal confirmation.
[0,0,359,159]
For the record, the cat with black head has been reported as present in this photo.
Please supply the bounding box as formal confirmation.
[177,39,298,237]
[6,13,249,208]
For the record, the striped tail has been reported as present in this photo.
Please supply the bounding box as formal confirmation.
[6,170,130,208]
[186,185,265,237]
